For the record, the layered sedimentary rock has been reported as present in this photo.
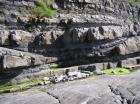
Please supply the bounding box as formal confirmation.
[0,0,140,78]
[0,47,47,69]
[1,0,140,103]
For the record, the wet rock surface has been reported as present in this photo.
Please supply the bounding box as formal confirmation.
[1,70,140,104]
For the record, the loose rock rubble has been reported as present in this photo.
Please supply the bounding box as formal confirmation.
[49,66,103,83]
[1,69,140,104]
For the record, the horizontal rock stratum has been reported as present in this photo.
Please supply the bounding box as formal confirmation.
[0,0,140,103]
[0,0,140,68]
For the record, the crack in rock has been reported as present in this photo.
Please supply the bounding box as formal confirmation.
[109,85,134,104]
[47,92,61,104]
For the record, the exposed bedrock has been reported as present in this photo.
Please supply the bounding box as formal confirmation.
[0,30,34,50]
[63,25,138,44]
[0,0,140,103]
[0,47,48,69]
[1,70,140,104]
[0,24,140,68]
[0,0,140,83]
[117,36,140,55]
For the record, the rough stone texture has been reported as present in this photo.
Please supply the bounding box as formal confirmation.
[2,55,140,84]
[0,0,140,67]
[63,25,130,44]
[0,47,48,69]
[0,0,140,103]
[0,0,140,85]
[1,70,140,104]
[3,55,31,69]
[117,36,140,55]
[0,30,34,51]
[0,92,59,104]
[0,30,9,45]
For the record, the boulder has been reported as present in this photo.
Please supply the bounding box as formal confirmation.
[94,68,103,75]
[63,26,128,44]
[0,30,9,45]
[0,47,47,69]
[9,30,33,46]
[133,94,140,104]
[31,30,64,47]
[0,30,33,50]
[3,55,31,69]
[117,36,140,55]
[51,2,58,9]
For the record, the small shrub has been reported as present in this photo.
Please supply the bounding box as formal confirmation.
[33,0,57,17]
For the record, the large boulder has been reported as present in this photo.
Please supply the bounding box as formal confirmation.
[9,30,33,46]
[33,30,64,45]
[0,47,47,69]
[3,55,31,69]
[0,30,33,50]
[117,36,140,55]
[63,26,127,44]
[0,30,9,45]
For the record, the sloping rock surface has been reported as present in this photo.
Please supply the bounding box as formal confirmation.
[1,70,140,104]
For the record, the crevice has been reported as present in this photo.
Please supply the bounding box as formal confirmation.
[108,85,124,104]
[47,92,61,104]
[108,85,132,104]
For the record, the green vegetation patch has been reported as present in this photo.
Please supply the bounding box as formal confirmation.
[49,67,63,70]
[104,68,130,75]
[49,63,59,68]
[0,79,49,92]
[129,0,140,7]
[33,0,57,17]
[48,63,64,70]
[0,86,13,91]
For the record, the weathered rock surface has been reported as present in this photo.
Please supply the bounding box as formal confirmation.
[0,30,34,51]
[0,0,140,103]
[117,36,140,55]
[1,70,140,104]
[0,0,140,86]
[0,47,48,69]
[0,92,59,104]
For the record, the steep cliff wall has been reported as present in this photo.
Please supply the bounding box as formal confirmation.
[0,0,140,73]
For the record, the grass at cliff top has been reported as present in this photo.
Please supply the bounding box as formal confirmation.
[104,68,130,75]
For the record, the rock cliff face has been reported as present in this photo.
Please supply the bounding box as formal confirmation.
[0,0,140,81]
